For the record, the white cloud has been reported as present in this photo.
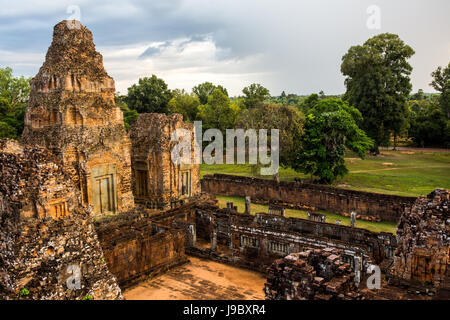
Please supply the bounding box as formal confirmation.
[100,37,271,95]
[0,0,449,96]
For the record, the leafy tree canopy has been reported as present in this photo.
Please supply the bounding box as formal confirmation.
[341,33,414,152]
[168,89,200,122]
[237,103,305,168]
[115,94,138,131]
[192,82,228,105]
[431,62,450,119]
[126,75,173,114]
[408,99,449,147]
[297,93,319,114]
[0,67,30,139]
[0,67,30,112]
[293,98,373,184]
[242,83,270,108]
[198,89,240,134]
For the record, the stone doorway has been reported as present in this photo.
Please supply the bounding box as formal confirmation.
[94,175,115,214]
[91,164,118,215]
[136,169,149,197]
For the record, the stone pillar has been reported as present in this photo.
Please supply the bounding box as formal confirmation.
[245,196,251,215]
[354,256,361,286]
[210,227,217,251]
[351,211,356,228]
[188,224,196,247]
[273,172,279,183]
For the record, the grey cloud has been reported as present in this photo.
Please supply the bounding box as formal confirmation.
[0,0,449,95]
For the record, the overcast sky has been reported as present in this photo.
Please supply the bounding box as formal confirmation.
[0,0,449,96]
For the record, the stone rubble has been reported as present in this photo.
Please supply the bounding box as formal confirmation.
[390,189,449,286]
[264,248,363,300]
[0,139,122,300]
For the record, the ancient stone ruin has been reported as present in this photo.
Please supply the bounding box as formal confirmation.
[21,21,134,216]
[129,113,200,210]
[264,248,362,300]
[390,189,449,287]
[1,20,449,301]
[0,139,122,300]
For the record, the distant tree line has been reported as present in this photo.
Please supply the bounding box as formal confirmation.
[1,32,449,184]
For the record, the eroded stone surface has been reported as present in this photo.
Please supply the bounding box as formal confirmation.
[21,20,134,216]
[390,189,449,286]
[0,139,122,300]
[264,248,362,300]
[129,113,200,210]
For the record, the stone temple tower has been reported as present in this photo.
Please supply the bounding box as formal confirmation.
[21,20,134,215]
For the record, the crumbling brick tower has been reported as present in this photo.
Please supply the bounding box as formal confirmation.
[0,139,122,300]
[390,189,449,287]
[21,21,134,215]
[129,113,200,210]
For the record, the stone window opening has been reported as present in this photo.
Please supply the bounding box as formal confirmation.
[269,241,289,255]
[240,235,260,248]
[66,107,83,126]
[136,169,149,197]
[180,170,191,196]
[50,201,67,219]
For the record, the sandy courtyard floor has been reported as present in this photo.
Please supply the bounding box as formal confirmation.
[123,256,266,300]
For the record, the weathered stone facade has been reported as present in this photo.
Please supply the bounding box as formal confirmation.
[21,20,134,216]
[264,248,362,300]
[189,203,396,279]
[95,211,189,287]
[201,174,416,222]
[1,19,449,301]
[390,189,449,287]
[0,139,122,300]
[129,113,200,210]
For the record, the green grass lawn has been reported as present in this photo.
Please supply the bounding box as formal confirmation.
[201,150,450,197]
[216,195,397,234]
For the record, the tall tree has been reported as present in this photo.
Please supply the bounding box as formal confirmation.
[294,98,373,184]
[126,75,173,114]
[298,93,319,113]
[408,97,449,147]
[192,82,228,105]
[0,67,31,139]
[341,33,414,152]
[197,89,240,134]
[410,89,425,101]
[168,89,200,122]
[430,62,450,119]
[237,103,305,169]
[242,83,270,108]
[0,67,30,112]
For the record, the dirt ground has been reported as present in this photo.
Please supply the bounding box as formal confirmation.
[123,256,266,300]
